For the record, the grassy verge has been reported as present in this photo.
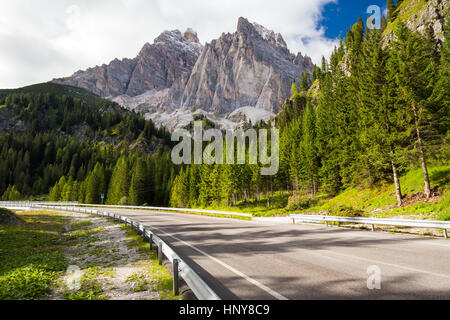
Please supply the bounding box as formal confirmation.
[0,210,69,300]
[300,165,449,220]
[56,213,182,300]
[119,224,183,300]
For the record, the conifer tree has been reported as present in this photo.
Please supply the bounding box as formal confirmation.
[359,28,406,205]
[391,22,435,198]
[85,163,106,204]
[387,0,397,22]
[300,102,319,197]
[432,17,450,135]
[129,159,148,206]
[106,156,129,204]
[299,71,312,92]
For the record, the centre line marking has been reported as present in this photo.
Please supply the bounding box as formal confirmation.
[151,226,289,300]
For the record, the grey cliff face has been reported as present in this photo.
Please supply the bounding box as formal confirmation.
[180,17,314,114]
[53,29,203,98]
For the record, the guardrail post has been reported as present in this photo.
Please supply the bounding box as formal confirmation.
[149,234,153,250]
[371,224,375,232]
[158,242,163,265]
[444,229,448,240]
[173,259,179,296]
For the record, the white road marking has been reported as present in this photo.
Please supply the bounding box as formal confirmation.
[323,250,450,279]
[151,226,289,300]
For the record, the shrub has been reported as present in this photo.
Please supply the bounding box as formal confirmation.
[328,205,365,217]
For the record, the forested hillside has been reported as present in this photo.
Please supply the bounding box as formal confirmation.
[169,9,449,219]
[0,83,177,205]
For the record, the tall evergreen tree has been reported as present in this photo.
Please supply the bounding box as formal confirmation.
[106,156,129,204]
[129,159,148,206]
[391,22,435,198]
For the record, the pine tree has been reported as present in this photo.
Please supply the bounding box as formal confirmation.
[106,156,129,204]
[188,165,201,207]
[387,0,397,22]
[299,71,312,92]
[391,22,435,199]
[129,159,147,206]
[358,28,406,205]
[85,163,106,204]
[300,102,319,197]
[291,83,299,96]
[432,17,450,135]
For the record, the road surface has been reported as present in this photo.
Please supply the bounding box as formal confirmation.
[91,208,450,300]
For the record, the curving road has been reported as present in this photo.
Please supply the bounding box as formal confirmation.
[92,208,450,300]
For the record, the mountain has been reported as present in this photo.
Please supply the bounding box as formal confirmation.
[0,82,171,152]
[54,18,314,131]
[54,28,203,99]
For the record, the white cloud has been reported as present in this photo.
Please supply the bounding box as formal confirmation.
[0,0,338,88]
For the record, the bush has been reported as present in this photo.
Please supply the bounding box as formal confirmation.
[287,194,317,211]
[118,197,129,206]
[328,205,365,217]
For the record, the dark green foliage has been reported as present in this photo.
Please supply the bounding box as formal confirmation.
[129,159,148,206]
[0,82,175,205]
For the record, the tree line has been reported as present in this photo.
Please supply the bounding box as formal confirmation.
[0,87,177,205]
[170,16,449,209]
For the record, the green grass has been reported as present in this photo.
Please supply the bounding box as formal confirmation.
[0,211,69,300]
[62,266,111,300]
[70,220,93,230]
[301,165,449,219]
[126,272,150,293]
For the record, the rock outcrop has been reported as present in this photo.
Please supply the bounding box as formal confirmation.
[384,0,449,45]
[180,17,314,115]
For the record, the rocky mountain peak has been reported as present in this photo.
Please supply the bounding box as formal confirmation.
[154,30,183,44]
[237,17,287,48]
[184,28,200,43]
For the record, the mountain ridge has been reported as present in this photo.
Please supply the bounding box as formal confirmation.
[53,17,314,131]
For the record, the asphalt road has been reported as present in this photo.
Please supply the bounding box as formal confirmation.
[95,208,450,300]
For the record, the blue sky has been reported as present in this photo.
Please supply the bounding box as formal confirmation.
[321,0,388,39]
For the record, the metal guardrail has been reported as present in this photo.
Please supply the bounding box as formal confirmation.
[0,201,79,207]
[290,214,450,239]
[20,202,253,220]
[30,204,221,300]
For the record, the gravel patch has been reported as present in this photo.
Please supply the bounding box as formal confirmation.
[51,211,166,300]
